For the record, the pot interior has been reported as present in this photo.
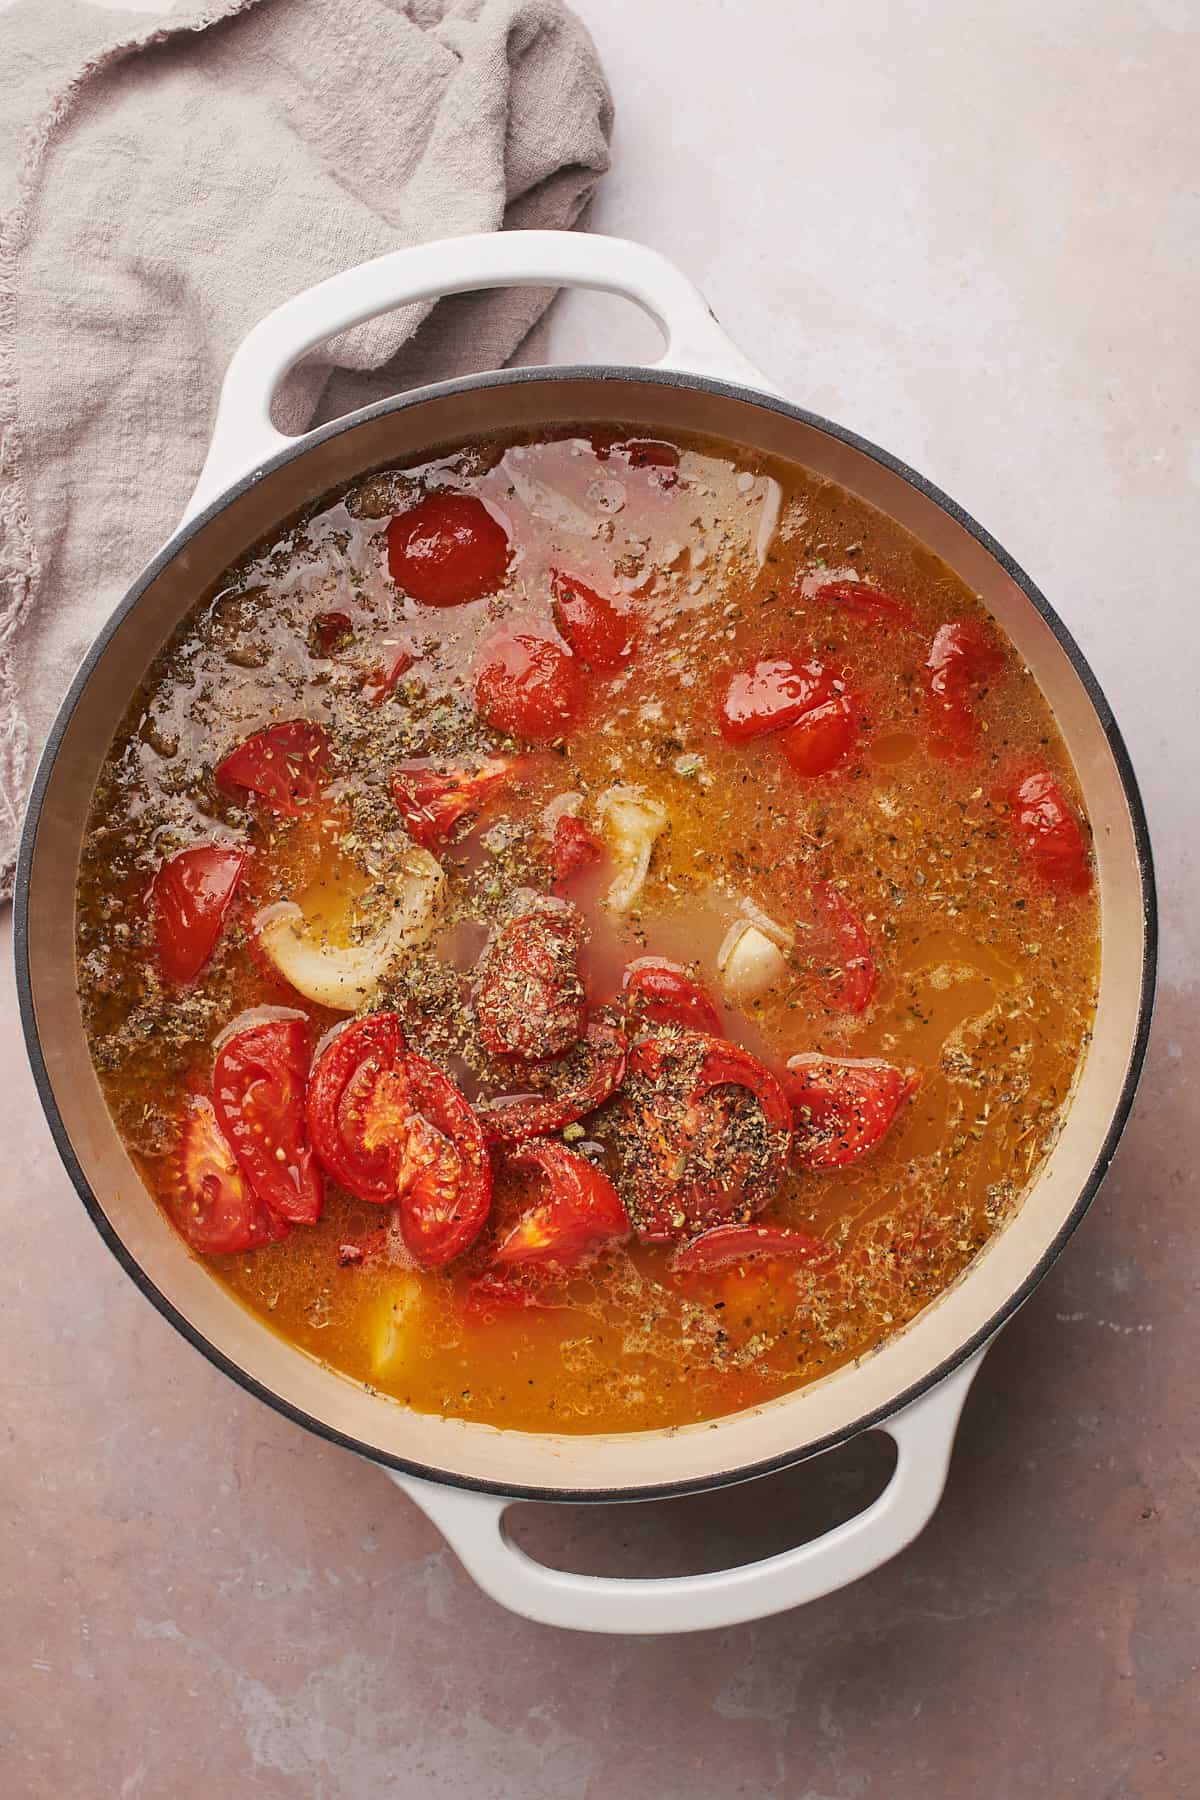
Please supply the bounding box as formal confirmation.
[18,371,1152,1498]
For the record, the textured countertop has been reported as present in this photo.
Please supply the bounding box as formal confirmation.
[3,2,1197,1795]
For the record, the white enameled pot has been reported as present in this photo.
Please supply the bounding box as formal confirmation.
[15,232,1155,1634]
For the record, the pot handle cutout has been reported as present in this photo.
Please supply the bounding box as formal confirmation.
[387,1349,986,1635]
[181,231,774,524]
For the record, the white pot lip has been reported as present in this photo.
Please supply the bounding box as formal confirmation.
[13,363,1159,1504]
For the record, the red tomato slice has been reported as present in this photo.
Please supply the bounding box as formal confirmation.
[363,643,415,707]
[779,693,860,776]
[163,1096,287,1255]
[550,571,637,671]
[1008,768,1092,895]
[925,620,1005,754]
[477,1020,628,1143]
[152,842,246,984]
[306,1013,407,1203]
[476,903,585,1062]
[309,610,354,657]
[719,657,833,741]
[812,580,916,627]
[385,492,510,606]
[671,1222,836,1273]
[215,720,333,816]
[784,1054,918,1171]
[551,813,607,888]
[213,1018,323,1226]
[812,881,878,1014]
[391,756,521,849]
[622,957,723,1035]
[475,631,583,743]
[493,1140,629,1269]
[382,1054,493,1267]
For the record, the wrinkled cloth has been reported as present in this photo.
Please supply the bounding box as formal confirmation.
[0,0,612,891]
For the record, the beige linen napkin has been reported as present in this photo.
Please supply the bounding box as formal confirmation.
[0,0,612,893]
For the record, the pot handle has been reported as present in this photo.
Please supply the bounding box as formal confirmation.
[386,1350,985,1635]
[182,231,773,524]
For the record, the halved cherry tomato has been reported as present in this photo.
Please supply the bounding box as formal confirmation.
[1007,768,1092,896]
[309,610,353,657]
[779,693,860,776]
[215,720,333,816]
[812,580,916,627]
[364,643,415,707]
[551,571,637,671]
[476,902,585,1062]
[385,492,510,606]
[719,657,833,741]
[306,1013,407,1203]
[391,756,521,849]
[213,1018,323,1226]
[925,620,1005,754]
[475,631,583,743]
[622,957,722,1035]
[152,842,246,984]
[784,1053,918,1171]
[671,1222,836,1273]
[163,1096,286,1255]
[812,881,878,1014]
[361,1052,492,1266]
[551,813,607,888]
[477,1019,628,1143]
[494,1140,629,1269]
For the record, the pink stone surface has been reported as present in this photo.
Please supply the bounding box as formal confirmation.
[3,2,1197,1794]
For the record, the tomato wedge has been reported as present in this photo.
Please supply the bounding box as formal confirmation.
[812,580,916,627]
[475,630,583,742]
[551,813,606,888]
[476,902,585,1063]
[163,1096,287,1254]
[779,693,860,777]
[477,1019,628,1143]
[719,657,833,741]
[213,1018,323,1226]
[215,720,333,816]
[551,571,637,671]
[925,620,1005,754]
[373,1053,493,1266]
[494,1140,629,1269]
[1007,767,1092,896]
[812,881,878,1014]
[152,842,246,984]
[671,1222,836,1273]
[306,1013,407,1203]
[391,756,521,849]
[622,957,722,1035]
[386,492,510,606]
[784,1054,918,1171]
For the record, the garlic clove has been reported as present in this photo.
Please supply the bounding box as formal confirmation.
[718,920,788,1004]
[596,785,669,912]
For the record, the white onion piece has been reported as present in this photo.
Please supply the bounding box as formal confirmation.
[596,785,669,912]
[255,848,445,1011]
[719,921,788,1004]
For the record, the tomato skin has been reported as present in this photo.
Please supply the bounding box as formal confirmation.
[671,1222,836,1273]
[925,620,1005,753]
[364,643,415,707]
[477,1019,628,1143]
[551,813,606,888]
[719,658,833,741]
[475,631,583,743]
[476,903,585,1062]
[812,581,916,627]
[493,1140,629,1269]
[622,957,723,1035]
[213,1018,323,1226]
[306,1013,407,1203]
[550,571,637,671]
[164,1096,287,1255]
[779,693,860,776]
[215,720,332,815]
[1008,768,1092,895]
[784,1054,918,1171]
[388,1054,493,1267]
[385,492,510,606]
[391,756,520,849]
[152,843,246,984]
[812,881,878,1014]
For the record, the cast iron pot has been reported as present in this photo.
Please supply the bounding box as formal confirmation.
[14,232,1156,1633]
